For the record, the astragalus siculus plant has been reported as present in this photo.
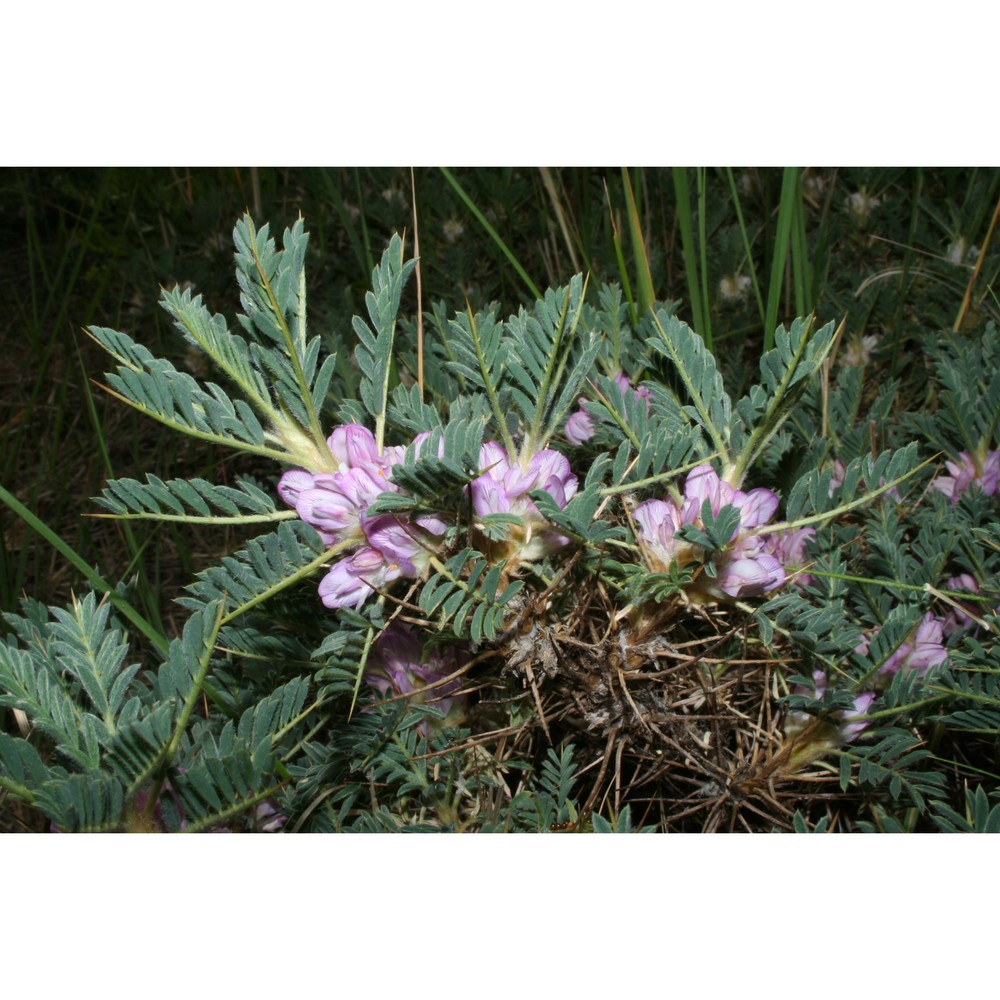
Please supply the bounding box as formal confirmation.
[2,212,999,833]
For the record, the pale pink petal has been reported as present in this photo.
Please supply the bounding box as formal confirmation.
[565,408,595,445]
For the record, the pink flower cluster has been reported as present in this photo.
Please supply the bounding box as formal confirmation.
[786,669,876,744]
[278,424,445,609]
[471,441,578,561]
[764,527,816,590]
[278,425,580,609]
[930,450,1000,504]
[784,576,996,748]
[855,611,949,678]
[565,371,653,445]
[364,622,468,732]
[634,464,785,600]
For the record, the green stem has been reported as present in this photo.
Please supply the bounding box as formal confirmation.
[98,381,304,466]
[374,238,406,454]
[754,456,935,536]
[622,168,656,320]
[89,511,299,526]
[805,569,938,594]
[605,179,638,328]
[169,309,283,428]
[349,624,378,721]
[587,380,642,452]
[648,308,731,463]
[279,707,332,762]
[220,538,354,626]
[468,307,518,459]
[166,603,224,764]
[531,286,573,450]
[0,483,168,656]
[245,217,329,457]
[182,784,284,834]
[0,774,35,805]
[728,315,821,485]
[143,600,225,824]
[598,452,724,496]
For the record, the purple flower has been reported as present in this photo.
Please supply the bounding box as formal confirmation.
[287,467,388,545]
[715,554,785,598]
[255,799,287,833]
[277,468,318,509]
[858,611,950,678]
[678,463,731,526]
[931,449,1000,503]
[564,408,595,446]
[318,546,401,609]
[365,512,445,574]
[317,512,446,610]
[278,424,407,546]
[763,527,816,589]
[278,423,451,610]
[364,623,468,732]
[901,613,950,675]
[786,669,876,744]
[485,444,577,509]
[828,459,846,496]
[471,441,578,562]
[633,498,683,567]
[841,691,877,742]
[734,487,781,528]
[634,464,785,600]
[411,430,445,461]
[326,423,405,479]
[985,452,1000,494]
[678,464,779,533]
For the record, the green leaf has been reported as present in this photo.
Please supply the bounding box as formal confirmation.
[353,233,418,451]
[33,774,126,833]
[0,733,51,797]
[730,317,837,485]
[178,520,331,621]
[646,308,732,464]
[95,473,290,525]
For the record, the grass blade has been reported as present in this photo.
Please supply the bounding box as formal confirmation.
[621,168,656,321]
[440,167,542,302]
[0,483,168,656]
[764,167,801,352]
[671,167,708,342]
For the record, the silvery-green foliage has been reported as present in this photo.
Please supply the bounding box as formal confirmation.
[908,325,1000,455]
[96,473,282,523]
[0,595,303,831]
[3,212,999,833]
[931,785,1000,833]
[352,234,418,441]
